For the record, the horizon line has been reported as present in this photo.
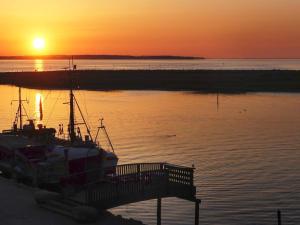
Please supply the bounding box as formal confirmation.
[0,54,202,60]
[0,55,299,60]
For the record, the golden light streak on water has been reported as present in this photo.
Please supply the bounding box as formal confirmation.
[34,59,44,72]
[34,92,44,124]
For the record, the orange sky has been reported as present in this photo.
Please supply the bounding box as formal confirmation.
[1,0,300,58]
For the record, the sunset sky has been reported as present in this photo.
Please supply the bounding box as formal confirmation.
[1,0,300,58]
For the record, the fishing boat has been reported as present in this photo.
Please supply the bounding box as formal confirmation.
[0,84,118,188]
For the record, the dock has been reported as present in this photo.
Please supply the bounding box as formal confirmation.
[37,163,201,224]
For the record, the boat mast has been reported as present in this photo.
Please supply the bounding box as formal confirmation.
[69,89,76,143]
[69,67,76,143]
[18,87,22,129]
[68,57,92,144]
[12,87,28,130]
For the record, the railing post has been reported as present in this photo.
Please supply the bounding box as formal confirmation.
[277,210,282,225]
[137,164,141,193]
[195,199,200,225]
[137,164,141,175]
[190,168,194,187]
[160,163,164,171]
[164,165,169,194]
[157,198,162,225]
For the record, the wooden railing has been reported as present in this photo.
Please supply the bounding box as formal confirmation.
[83,163,196,208]
[109,163,194,187]
[116,162,164,176]
[165,164,194,186]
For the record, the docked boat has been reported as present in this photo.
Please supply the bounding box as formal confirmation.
[0,85,118,188]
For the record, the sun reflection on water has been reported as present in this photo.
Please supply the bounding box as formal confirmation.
[34,59,44,71]
[35,92,44,123]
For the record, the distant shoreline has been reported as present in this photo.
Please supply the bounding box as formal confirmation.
[0,55,202,60]
[0,69,300,93]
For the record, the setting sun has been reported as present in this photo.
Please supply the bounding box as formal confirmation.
[32,38,45,51]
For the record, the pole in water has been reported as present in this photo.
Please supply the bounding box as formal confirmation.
[195,200,200,225]
[277,210,282,225]
[217,91,219,112]
[157,198,161,225]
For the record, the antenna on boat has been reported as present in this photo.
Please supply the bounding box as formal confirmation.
[95,118,115,152]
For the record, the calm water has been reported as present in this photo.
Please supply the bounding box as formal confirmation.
[0,59,300,72]
[0,85,299,225]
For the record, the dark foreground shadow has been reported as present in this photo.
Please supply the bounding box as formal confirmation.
[0,176,145,225]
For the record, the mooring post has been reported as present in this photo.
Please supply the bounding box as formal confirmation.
[157,198,162,225]
[277,210,282,225]
[195,199,200,225]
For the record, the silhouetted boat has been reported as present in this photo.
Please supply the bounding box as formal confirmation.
[0,84,118,187]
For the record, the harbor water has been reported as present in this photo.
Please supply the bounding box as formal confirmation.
[0,85,299,225]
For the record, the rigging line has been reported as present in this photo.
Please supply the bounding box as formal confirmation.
[10,86,14,125]
[42,90,52,104]
[45,91,62,126]
[75,90,92,132]
[26,89,32,118]
[83,91,89,119]
[77,90,90,121]
[73,95,93,142]
[27,90,30,117]
[21,102,30,120]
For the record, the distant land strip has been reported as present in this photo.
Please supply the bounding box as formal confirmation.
[0,70,300,93]
[0,55,202,60]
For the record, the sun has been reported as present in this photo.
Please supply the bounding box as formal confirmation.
[32,37,45,50]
